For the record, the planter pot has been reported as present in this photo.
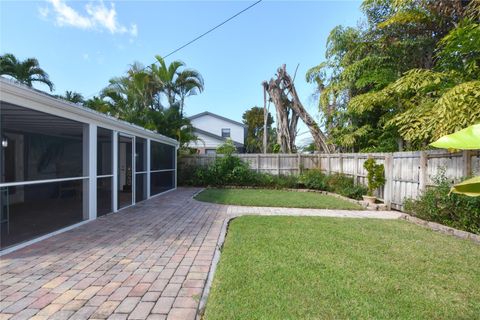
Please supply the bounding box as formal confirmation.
[362,195,376,205]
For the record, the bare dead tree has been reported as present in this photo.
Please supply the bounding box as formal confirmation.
[263,65,331,153]
[263,78,297,153]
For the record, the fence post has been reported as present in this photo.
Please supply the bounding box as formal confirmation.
[462,150,472,177]
[353,154,359,185]
[277,154,281,175]
[339,154,344,174]
[419,151,428,193]
[318,154,321,171]
[327,155,331,174]
[384,154,393,210]
[297,153,302,175]
[256,154,260,173]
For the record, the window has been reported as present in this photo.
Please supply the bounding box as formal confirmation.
[221,128,230,138]
[205,149,216,155]
[135,137,147,202]
[150,141,176,196]
[97,127,113,216]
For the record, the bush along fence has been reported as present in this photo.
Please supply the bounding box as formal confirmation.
[180,150,480,210]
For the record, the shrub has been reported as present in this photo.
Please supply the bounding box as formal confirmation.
[404,172,480,234]
[363,158,385,196]
[216,139,237,155]
[325,173,367,200]
[300,169,328,190]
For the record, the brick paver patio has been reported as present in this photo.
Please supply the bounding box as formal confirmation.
[0,188,225,320]
[0,187,401,320]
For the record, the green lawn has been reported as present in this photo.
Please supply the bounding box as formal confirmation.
[204,216,480,320]
[195,188,363,210]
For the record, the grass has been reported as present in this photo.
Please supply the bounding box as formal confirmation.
[195,188,363,210]
[204,216,480,320]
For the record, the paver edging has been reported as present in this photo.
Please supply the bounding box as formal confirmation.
[400,213,480,244]
[196,215,235,319]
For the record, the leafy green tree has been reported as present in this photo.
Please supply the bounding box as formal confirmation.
[242,106,274,153]
[0,53,54,91]
[84,96,112,114]
[216,139,238,155]
[307,0,478,151]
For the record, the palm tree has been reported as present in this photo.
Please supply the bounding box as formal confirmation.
[0,53,54,91]
[150,56,204,115]
[57,91,84,104]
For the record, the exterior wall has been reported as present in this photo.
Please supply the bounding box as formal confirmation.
[190,114,244,144]
[189,132,225,152]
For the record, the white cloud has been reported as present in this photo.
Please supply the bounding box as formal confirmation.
[42,0,137,36]
[38,6,50,19]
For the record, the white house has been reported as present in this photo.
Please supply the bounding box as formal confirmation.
[188,111,246,154]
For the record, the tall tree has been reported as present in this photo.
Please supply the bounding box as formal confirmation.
[242,106,274,153]
[150,56,204,115]
[97,56,204,149]
[0,53,54,91]
[264,65,331,153]
[307,0,477,151]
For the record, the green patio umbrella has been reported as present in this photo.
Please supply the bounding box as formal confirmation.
[430,124,480,150]
[430,123,480,197]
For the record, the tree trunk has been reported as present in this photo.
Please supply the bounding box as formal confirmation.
[278,65,331,153]
[263,86,268,153]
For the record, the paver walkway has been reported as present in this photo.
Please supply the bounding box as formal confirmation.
[0,188,401,320]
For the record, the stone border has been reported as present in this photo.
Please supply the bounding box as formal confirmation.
[197,214,233,319]
[400,213,480,244]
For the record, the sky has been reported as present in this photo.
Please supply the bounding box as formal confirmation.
[0,0,364,146]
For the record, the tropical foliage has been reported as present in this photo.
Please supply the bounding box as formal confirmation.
[242,106,275,153]
[0,53,54,91]
[363,158,385,196]
[404,172,480,234]
[307,0,480,152]
[93,56,203,148]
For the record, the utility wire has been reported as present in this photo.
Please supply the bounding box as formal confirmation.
[85,0,263,99]
[162,0,263,60]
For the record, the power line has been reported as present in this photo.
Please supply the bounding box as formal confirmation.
[161,0,263,60]
[85,0,263,99]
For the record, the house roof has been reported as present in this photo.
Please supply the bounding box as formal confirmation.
[188,111,247,128]
[0,77,179,146]
[194,128,244,147]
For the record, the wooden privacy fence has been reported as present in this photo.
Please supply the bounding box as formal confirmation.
[180,150,480,210]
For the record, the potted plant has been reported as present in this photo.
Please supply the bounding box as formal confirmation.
[363,158,386,204]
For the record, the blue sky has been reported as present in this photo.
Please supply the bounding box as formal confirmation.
[1,0,363,146]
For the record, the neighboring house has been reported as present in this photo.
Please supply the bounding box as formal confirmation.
[188,111,246,154]
[0,78,179,251]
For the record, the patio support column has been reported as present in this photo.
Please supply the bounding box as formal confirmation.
[113,131,118,212]
[175,146,178,189]
[83,124,97,220]
[146,139,151,198]
[132,136,136,206]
